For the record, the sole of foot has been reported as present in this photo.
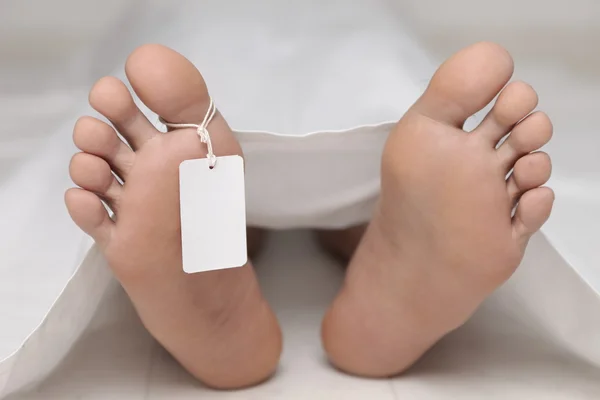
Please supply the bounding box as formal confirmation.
[322,42,554,377]
[66,44,281,389]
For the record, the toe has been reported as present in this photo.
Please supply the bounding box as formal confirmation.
[65,188,114,249]
[69,152,122,212]
[89,76,157,150]
[476,81,538,143]
[496,111,553,170]
[512,187,554,250]
[73,116,135,179]
[506,152,552,205]
[125,44,243,158]
[414,42,514,128]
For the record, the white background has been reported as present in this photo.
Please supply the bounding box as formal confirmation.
[0,1,598,398]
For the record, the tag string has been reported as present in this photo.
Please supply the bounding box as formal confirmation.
[159,97,218,168]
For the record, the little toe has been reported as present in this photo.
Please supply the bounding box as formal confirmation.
[476,81,538,143]
[69,152,122,212]
[125,44,243,158]
[512,187,554,250]
[497,111,553,170]
[89,76,157,150]
[65,188,115,249]
[506,152,552,205]
[414,42,514,128]
[73,116,135,179]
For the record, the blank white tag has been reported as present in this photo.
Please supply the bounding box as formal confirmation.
[179,155,247,273]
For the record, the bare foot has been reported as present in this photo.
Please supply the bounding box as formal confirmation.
[322,42,554,377]
[65,44,281,389]
[316,224,367,263]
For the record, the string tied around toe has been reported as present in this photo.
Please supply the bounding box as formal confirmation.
[159,97,218,168]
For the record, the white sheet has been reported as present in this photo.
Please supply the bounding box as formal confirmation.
[1,0,599,398]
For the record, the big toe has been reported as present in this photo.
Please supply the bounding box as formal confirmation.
[125,44,242,157]
[415,42,514,128]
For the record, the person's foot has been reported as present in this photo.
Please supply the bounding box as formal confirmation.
[65,44,281,389]
[322,42,554,377]
[316,224,367,263]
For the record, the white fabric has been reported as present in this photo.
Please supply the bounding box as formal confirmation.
[1,0,599,398]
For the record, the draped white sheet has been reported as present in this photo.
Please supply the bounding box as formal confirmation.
[1,0,598,398]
